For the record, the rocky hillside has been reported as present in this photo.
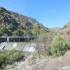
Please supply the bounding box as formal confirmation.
[59,22,70,40]
[0,7,48,36]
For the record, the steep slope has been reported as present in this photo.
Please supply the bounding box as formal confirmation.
[59,22,70,40]
[0,7,48,36]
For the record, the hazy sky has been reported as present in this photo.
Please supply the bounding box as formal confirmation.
[0,0,70,28]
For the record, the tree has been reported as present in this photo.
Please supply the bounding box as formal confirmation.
[0,27,12,36]
[13,29,24,36]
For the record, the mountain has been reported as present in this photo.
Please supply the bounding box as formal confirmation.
[0,7,48,36]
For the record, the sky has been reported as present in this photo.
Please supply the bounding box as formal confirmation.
[0,0,70,28]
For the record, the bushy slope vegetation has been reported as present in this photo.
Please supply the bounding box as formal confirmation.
[47,35,70,56]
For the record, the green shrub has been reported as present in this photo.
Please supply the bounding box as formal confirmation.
[0,50,24,68]
[6,50,24,64]
[0,52,7,67]
[48,35,70,56]
[47,47,52,56]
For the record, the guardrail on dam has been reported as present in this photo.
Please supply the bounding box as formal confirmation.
[0,36,36,42]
